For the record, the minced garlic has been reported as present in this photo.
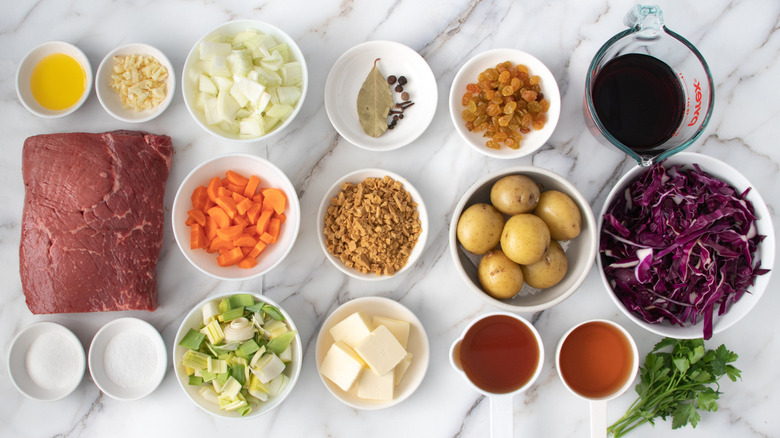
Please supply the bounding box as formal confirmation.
[110,54,168,111]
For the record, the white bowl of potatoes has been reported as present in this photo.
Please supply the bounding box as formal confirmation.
[448,166,597,312]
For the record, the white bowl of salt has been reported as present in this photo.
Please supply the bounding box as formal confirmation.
[88,317,167,401]
[8,321,86,401]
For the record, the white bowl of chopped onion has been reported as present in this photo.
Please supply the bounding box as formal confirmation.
[598,152,775,339]
[316,168,429,281]
[182,20,308,142]
[95,43,175,123]
[173,292,302,419]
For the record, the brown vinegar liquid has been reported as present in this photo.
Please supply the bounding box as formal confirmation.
[592,53,684,152]
[457,315,539,394]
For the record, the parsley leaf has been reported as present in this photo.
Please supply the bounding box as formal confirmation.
[607,338,741,437]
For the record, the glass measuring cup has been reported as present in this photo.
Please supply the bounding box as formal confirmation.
[450,313,544,438]
[584,4,714,166]
[555,320,639,438]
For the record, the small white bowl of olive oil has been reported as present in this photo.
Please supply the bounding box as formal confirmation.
[16,41,93,118]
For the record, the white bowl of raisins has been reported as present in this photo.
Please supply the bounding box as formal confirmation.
[449,49,560,159]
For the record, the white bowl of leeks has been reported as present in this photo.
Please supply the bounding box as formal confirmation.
[173,292,302,419]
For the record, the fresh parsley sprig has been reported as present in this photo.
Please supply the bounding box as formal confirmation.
[608,337,741,437]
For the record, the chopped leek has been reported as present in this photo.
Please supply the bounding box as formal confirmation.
[178,294,297,415]
[179,328,206,350]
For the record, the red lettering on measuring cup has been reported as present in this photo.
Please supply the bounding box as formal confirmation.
[688,79,702,126]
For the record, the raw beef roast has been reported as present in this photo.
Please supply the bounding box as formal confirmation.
[20,131,173,313]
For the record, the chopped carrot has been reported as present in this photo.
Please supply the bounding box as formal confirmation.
[191,186,209,211]
[248,240,267,258]
[191,223,206,249]
[237,256,258,269]
[188,170,289,270]
[233,234,258,247]
[217,247,244,266]
[261,188,287,215]
[187,209,206,227]
[216,196,238,219]
[243,175,261,198]
[216,224,244,241]
[256,209,273,235]
[207,177,222,203]
[246,203,262,225]
[207,206,231,229]
[226,170,249,186]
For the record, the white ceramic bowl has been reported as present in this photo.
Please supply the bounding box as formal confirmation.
[449,166,597,312]
[16,41,93,118]
[316,168,429,280]
[324,40,438,151]
[95,43,175,123]
[8,321,85,401]
[315,296,429,410]
[598,152,775,338]
[173,292,302,419]
[172,153,301,281]
[88,318,167,401]
[182,19,308,142]
[449,48,560,159]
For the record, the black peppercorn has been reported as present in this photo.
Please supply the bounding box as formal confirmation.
[398,76,407,85]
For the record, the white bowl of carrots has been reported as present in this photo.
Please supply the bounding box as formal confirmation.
[172,153,301,280]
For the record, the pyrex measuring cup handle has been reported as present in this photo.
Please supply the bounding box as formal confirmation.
[489,393,514,438]
[624,4,663,36]
[589,400,608,438]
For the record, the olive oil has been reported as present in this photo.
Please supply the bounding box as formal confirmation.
[30,53,86,111]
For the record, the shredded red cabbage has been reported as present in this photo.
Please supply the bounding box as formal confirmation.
[600,163,768,339]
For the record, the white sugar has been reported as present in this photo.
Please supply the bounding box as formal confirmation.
[104,330,158,389]
[26,331,82,390]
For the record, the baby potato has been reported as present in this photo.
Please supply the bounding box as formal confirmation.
[478,249,524,299]
[521,240,568,289]
[456,203,505,254]
[490,175,541,215]
[500,213,550,265]
[533,190,582,241]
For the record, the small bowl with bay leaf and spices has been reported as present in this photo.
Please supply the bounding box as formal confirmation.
[449,48,561,159]
[317,168,429,280]
[95,43,175,123]
[324,40,437,151]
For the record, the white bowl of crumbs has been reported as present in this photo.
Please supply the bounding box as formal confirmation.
[96,43,175,123]
[317,169,428,280]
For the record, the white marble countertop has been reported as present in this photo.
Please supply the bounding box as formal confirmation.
[1,0,778,437]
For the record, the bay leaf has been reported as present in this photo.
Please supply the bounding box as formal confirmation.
[357,58,393,137]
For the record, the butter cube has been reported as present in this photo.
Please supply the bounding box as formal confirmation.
[329,312,373,349]
[394,353,413,386]
[320,341,365,392]
[373,316,411,348]
[354,325,407,376]
[357,367,394,401]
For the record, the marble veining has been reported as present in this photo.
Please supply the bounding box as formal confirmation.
[1,0,779,437]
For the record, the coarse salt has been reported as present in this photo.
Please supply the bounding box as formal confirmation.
[104,330,158,389]
[26,331,82,390]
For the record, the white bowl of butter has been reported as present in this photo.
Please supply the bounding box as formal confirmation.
[315,296,429,410]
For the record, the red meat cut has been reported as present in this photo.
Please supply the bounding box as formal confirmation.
[20,131,173,314]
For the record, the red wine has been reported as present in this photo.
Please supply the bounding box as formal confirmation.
[592,53,684,152]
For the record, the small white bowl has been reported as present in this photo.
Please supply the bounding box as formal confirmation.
[449,166,597,312]
[324,40,438,151]
[88,318,167,401]
[316,168,429,280]
[8,321,85,401]
[173,292,302,419]
[16,41,93,118]
[449,49,560,159]
[598,152,775,338]
[315,296,429,410]
[95,43,175,123]
[172,153,301,281]
[182,20,308,142]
